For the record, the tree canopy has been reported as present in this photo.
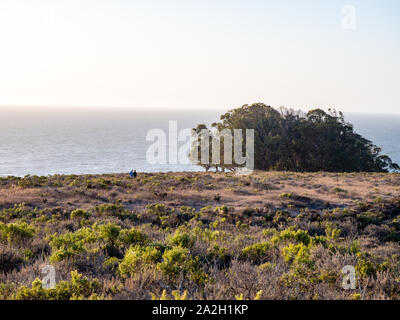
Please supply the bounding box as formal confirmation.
[190,103,399,173]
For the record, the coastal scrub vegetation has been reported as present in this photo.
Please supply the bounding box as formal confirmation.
[0,172,400,300]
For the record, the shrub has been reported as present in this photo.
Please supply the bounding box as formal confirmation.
[157,247,208,285]
[281,243,313,268]
[241,242,272,264]
[324,223,342,242]
[146,204,169,217]
[118,245,162,278]
[279,193,293,199]
[206,245,231,268]
[273,210,290,224]
[70,209,89,220]
[49,227,97,262]
[0,245,24,273]
[357,211,384,225]
[168,230,195,249]
[118,227,148,247]
[11,271,102,300]
[355,252,376,279]
[271,227,311,246]
[1,203,32,219]
[49,222,149,262]
[332,187,348,194]
[151,289,188,300]
[0,222,35,245]
[103,257,120,274]
[215,205,231,216]
[146,203,173,226]
[93,202,131,219]
[280,243,317,292]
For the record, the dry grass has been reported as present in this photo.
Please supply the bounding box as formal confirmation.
[0,171,400,300]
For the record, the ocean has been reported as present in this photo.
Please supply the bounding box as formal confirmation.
[0,107,399,177]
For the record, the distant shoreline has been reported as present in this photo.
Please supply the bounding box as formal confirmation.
[2,170,400,179]
[2,170,400,178]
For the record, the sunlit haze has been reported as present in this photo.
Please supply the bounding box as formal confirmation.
[0,0,399,112]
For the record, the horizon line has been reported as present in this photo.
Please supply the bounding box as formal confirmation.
[1,104,400,116]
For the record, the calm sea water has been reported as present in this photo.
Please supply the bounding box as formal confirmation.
[0,108,399,177]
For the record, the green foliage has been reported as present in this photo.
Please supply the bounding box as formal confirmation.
[70,209,89,220]
[93,202,133,219]
[215,205,231,216]
[324,223,342,242]
[103,257,120,273]
[332,187,348,194]
[118,227,148,247]
[146,203,169,217]
[280,243,317,291]
[281,243,313,268]
[279,192,293,199]
[17,175,49,188]
[151,289,188,300]
[271,227,312,246]
[355,252,377,279]
[0,222,35,245]
[11,271,102,300]
[168,230,195,249]
[206,245,231,267]
[1,203,33,219]
[241,242,272,264]
[157,247,208,285]
[49,227,95,262]
[118,245,163,278]
[273,210,290,224]
[192,103,399,172]
[49,223,148,262]
[357,211,384,225]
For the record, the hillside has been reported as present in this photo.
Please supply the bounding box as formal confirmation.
[1,172,400,300]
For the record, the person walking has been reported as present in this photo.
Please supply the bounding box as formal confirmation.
[130,170,137,178]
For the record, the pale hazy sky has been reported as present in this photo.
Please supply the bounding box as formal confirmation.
[0,0,399,113]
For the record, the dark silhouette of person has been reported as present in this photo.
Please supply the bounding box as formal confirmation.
[130,170,137,178]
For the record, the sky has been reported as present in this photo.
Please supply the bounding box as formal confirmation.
[0,0,399,113]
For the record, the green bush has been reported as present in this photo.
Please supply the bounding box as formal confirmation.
[0,222,35,245]
[1,203,33,219]
[11,271,102,300]
[281,243,313,268]
[49,227,95,262]
[118,245,162,278]
[168,230,195,249]
[70,209,89,220]
[355,252,377,279]
[146,203,169,217]
[103,257,120,274]
[49,223,148,262]
[206,245,231,267]
[157,247,208,285]
[357,211,384,225]
[241,242,272,264]
[93,202,132,219]
[271,227,311,246]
